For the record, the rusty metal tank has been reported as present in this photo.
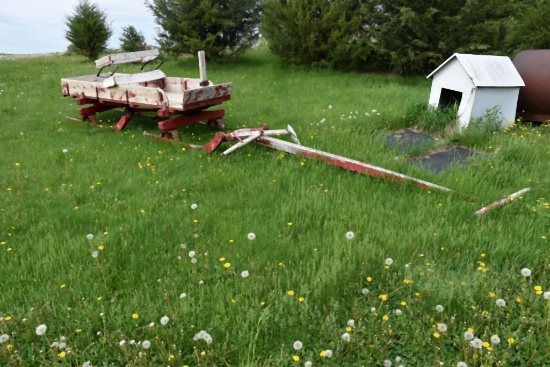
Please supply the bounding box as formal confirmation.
[513,49,550,122]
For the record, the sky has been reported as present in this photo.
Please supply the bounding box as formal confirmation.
[0,0,158,54]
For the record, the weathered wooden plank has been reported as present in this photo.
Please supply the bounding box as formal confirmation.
[94,49,160,69]
[198,51,208,85]
[473,187,531,216]
[182,83,233,106]
[103,70,166,88]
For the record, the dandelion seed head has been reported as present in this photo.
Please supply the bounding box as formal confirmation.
[119,340,126,346]
[490,335,501,344]
[395,309,402,316]
[35,324,47,336]
[521,268,532,277]
[188,251,196,258]
[464,331,474,340]
[247,232,256,240]
[191,258,197,264]
[345,231,355,239]
[142,340,151,349]
[324,349,333,358]
[362,288,369,295]
[160,315,169,326]
[0,334,9,344]
[496,298,506,307]
[384,360,392,367]
[293,340,303,350]
[341,332,351,342]
[305,361,313,367]
[370,307,376,313]
[470,338,483,349]
[385,258,394,266]
[544,291,550,300]
[437,323,447,332]
[62,149,68,153]
[86,234,94,240]
[457,362,467,367]
[180,243,186,249]
[435,305,444,312]
[191,204,198,210]
[241,270,250,278]
[92,251,99,258]
[180,293,187,299]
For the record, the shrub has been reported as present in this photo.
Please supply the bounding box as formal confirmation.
[119,26,147,52]
[64,0,112,60]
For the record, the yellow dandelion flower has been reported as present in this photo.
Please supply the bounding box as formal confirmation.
[4,316,12,321]
[467,327,474,333]
[224,262,231,268]
[433,332,441,338]
[6,344,13,350]
[231,299,236,304]
[287,290,295,296]
[98,245,104,251]
[193,219,198,223]
[293,355,300,362]
[76,328,82,333]
[403,279,412,285]
[415,292,421,297]
[60,284,66,289]
[508,337,515,344]
[482,342,490,348]
[132,313,139,319]
[480,253,486,257]
[219,257,226,261]
[488,292,496,298]
[168,354,175,361]
[58,351,66,358]
[320,350,326,357]
[200,351,206,356]
[534,285,542,291]
[260,301,266,306]
[401,301,407,306]
[346,326,352,332]
[516,297,522,303]
[97,296,102,301]
[367,276,373,282]
[382,314,389,321]
[379,294,388,301]
[298,297,305,302]
[287,222,293,226]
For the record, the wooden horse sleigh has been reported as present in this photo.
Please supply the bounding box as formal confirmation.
[61,50,232,139]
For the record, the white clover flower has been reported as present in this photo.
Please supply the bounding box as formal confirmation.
[36,324,47,336]
[384,258,394,266]
[293,340,303,350]
[345,231,355,240]
[347,319,355,327]
[82,361,93,367]
[191,203,198,210]
[241,270,250,278]
[521,268,532,277]
[247,232,256,240]
[63,149,68,153]
[180,293,187,299]
[464,331,474,340]
[457,362,467,367]
[395,309,402,316]
[437,323,447,332]
[435,305,444,312]
[86,234,94,240]
[119,340,126,346]
[149,322,155,327]
[544,291,550,300]
[304,361,313,367]
[92,251,99,258]
[324,349,333,358]
[188,251,196,258]
[142,340,151,349]
[470,338,483,349]
[496,298,506,307]
[0,334,9,343]
[160,315,169,326]
[362,288,369,295]
[384,360,392,367]
[490,335,501,344]
[341,332,351,342]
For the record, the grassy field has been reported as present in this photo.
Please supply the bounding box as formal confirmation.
[0,50,549,366]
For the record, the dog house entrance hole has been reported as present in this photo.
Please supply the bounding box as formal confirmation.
[439,88,462,108]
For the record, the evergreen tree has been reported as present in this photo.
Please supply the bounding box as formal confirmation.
[119,25,147,52]
[146,0,262,61]
[505,0,550,55]
[262,0,374,70]
[65,0,112,60]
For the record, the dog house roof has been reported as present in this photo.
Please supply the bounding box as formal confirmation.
[427,53,525,87]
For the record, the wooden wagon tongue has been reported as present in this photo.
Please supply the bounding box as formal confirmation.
[191,124,531,215]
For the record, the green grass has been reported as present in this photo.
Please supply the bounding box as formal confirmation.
[0,50,549,366]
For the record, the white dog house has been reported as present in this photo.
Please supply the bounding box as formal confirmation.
[427,53,524,131]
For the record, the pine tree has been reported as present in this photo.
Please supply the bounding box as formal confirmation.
[146,0,262,61]
[65,0,112,60]
[119,26,147,52]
